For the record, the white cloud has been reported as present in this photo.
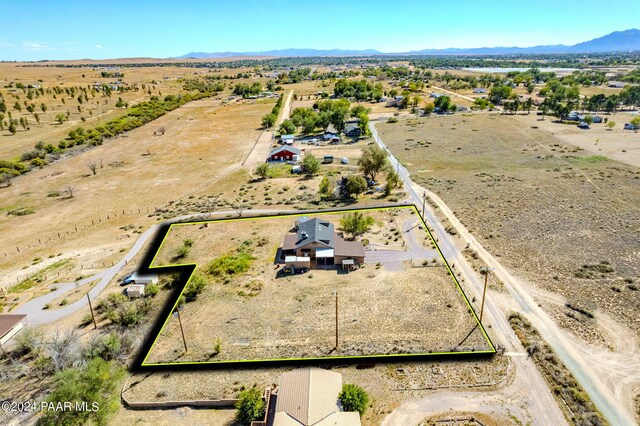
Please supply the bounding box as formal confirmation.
[95,44,103,49]
[22,41,52,51]
[21,41,80,52]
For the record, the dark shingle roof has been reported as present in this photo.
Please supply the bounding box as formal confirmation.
[296,218,334,248]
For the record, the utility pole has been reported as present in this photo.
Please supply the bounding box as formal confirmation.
[334,289,339,349]
[176,305,188,353]
[422,192,427,219]
[86,293,97,329]
[479,267,494,323]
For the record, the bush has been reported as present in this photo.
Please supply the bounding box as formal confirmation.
[338,383,369,415]
[37,358,124,426]
[183,274,207,300]
[235,386,265,425]
[207,252,254,277]
[14,328,44,357]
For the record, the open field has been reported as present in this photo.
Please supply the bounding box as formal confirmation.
[144,208,491,364]
[379,113,640,346]
[122,355,511,425]
[0,95,270,309]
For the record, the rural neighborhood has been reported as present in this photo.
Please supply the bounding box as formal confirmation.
[1,3,640,426]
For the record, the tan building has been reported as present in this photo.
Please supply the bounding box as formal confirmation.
[254,367,361,426]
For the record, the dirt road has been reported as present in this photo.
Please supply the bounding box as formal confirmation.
[371,120,568,425]
[372,118,636,425]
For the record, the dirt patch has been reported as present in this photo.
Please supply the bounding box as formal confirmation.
[145,209,490,363]
[379,113,640,343]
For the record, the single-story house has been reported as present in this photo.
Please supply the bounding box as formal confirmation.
[126,284,145,298]
[578,122,590,129]
[323,124,341,142]
[386,95,404,107]
[270,146,301,162]
[624,123,638,130]
[344,123,361,138]
[281,135,295,145]
[253,367,361,426]
[0,314,27,347]
[473,88,488,94]
[281,217,365,268]
[430,92,443,99]
[608,81,626,89]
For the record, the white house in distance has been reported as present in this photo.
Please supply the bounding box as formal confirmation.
[0,314,27,347]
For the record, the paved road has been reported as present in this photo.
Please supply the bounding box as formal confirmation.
[397,121,635,425]
[370,121,568,425]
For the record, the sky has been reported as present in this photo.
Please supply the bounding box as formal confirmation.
[1,0,639,61]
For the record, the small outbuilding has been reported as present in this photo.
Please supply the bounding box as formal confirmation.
[281,134,295,145]
[126,284,145,298]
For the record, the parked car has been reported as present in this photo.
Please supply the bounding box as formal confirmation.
[624,123,637,130]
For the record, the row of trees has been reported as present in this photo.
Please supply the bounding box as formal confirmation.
[278,99,370,136]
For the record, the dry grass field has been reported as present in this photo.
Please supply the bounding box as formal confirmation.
[379,113,640,345]
[122,356,511,425]
[144,208,490,364]
[0,91,271,309]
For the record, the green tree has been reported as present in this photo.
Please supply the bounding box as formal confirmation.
[235,386,265,425]
[40,103,47,113]
[344,175,368,199]
[386,167,400,189]
[357,145,388,182]
[606,121,616,131]
[357,112,370,136]
[8,122,17,135]
[261,112,276,129]
[630,116,640,128]
[318,176,332,198]
[489,84,513,105]
[37,358,124,426]
[423,103,435,114]
[340,212,375,237]
[55,114,66,124]
[434,95,451,111]
[279,119,296,135]
[338,383,369,415]
[255,163,269,180]
[302,153,320,175]
[583,115,593,125]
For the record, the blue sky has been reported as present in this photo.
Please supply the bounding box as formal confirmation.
[1,0,639,60]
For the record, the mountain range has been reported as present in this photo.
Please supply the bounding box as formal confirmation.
[178,29,640,58]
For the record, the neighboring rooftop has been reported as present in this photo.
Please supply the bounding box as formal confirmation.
[0,314,27,339]
[273,367,360,426]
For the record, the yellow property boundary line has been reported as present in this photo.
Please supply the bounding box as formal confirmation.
[135,204,496,370]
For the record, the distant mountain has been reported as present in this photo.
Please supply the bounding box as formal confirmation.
[177,29,640,58]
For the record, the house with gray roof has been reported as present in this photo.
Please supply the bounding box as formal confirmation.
[281,217,365,269]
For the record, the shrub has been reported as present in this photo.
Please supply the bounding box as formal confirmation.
[37,358,124,426]
[183,274,207,300]
[207,252,254,277]
[338,383,369,415]
[235,386,265,425]
[14,328,44,357]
